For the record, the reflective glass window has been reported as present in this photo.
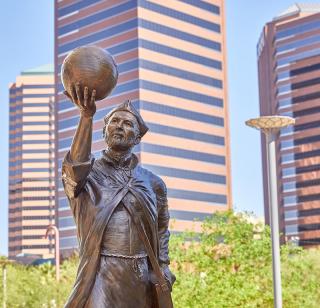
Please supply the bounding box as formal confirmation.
[139,0,221,33]
[281,153,294,163]
[277,48,320,67]
[277,70,290,81]
[284,210,298,220]
[283,181,296,192]
[278,84,291,94]
[278,97,292,108]
[277,34,320,53]
[280,139,294,149]
[282,167,296,177]
[59,1,136,34]
[283,195,297,206]
[280,126,293,137]
[285,224,298,235]
[60,236,78,249]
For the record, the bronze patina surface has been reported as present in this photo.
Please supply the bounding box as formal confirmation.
[61,71,175,307]
[61,46,118,101]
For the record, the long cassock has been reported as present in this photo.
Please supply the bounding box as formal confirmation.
[61,149,174,307]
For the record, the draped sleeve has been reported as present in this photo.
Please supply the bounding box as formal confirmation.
[61,151,95,199]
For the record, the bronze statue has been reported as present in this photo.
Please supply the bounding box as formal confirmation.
[61,71,175,306]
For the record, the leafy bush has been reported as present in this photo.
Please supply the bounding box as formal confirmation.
[0,211,319,307]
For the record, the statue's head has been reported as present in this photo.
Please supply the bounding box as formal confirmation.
[103,100,148,152]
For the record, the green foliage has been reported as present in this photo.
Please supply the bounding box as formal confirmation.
[171,211,320,308]
[0,211,320,307]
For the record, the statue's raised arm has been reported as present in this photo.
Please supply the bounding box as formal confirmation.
[64,83,96,163]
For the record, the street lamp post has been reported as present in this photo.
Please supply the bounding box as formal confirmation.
[246,115,295,308]
[45,225,60,281]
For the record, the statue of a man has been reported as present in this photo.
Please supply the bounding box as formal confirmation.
[61,83,175,307]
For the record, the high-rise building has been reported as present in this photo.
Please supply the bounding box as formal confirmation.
[55,0,232,256]
[8,64,55,258]
[258,4,320,247]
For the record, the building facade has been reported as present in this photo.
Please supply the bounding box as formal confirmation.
[258,4,320,247]
[8,64,55,258]
[55,0,232,255]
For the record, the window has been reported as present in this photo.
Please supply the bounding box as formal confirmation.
[285,224,298,235]
[280,139,294,150]
[282,167,296,178]
[277,70,290,81]
[277,84,291,94]
[281,153,294,164]
[276,19,320,40]
[283,195,297,206]
[280,126,293,136]
[277,48,320,67]
[284,210,298,220]
[283,181,296,192]
[276,33,320,53]
[278,97,292,108]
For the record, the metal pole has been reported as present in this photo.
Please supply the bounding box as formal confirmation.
[3,265,7,308]
[266,131,282,308]
[45,225,60,281]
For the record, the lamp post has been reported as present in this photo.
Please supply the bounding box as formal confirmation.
[45,225,60,281]
[245,115,295,308]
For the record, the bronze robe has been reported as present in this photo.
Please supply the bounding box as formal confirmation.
[62,151,172,307]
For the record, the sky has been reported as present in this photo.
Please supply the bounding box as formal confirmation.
[0,0,301,256]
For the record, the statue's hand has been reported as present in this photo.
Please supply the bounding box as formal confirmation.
[64,82,96,118]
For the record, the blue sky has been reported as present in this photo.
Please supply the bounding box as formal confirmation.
[0,0,299,255]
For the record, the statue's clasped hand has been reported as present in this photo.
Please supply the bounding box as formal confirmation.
[64,82,97,118]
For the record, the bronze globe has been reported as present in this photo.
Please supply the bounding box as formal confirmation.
[61,46,118,101]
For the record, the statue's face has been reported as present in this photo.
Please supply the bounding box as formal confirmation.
[105,111,141,151]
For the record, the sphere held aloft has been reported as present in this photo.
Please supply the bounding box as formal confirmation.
[61,46,118,101]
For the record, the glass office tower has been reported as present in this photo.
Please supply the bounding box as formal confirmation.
[258,4,320,247]
[55,0,232,256]
[8,64,55,258]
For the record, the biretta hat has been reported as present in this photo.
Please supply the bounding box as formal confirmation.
[103,100,149,137]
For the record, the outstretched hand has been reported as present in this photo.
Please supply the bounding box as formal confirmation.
[64,82,96,118]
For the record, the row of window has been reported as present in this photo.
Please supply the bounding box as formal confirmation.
[281,148,320,164]
[139,0,220,32]
[142,143,226,165]
[10,196,54,202]
[141,79,223,107]
[138,18,221,51]
[281,133,320,150]
[58,1,220,35]
[58,1,136,35]
[276,33,320,54]
[9,225,48,232]
[276,47,320,68]
[140,39,222,70]
[144,164,226,184]
[299,238,320,246]
[9,206,53,213]
[181,0,220,15]
[10,244,51,250]
[139,59,223,88]
[278,92,320,108]
[9,215,54,222]
[276,19,320,41]
[283,163,320,179]
[9,235,50,241]
[59,18,137,54]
